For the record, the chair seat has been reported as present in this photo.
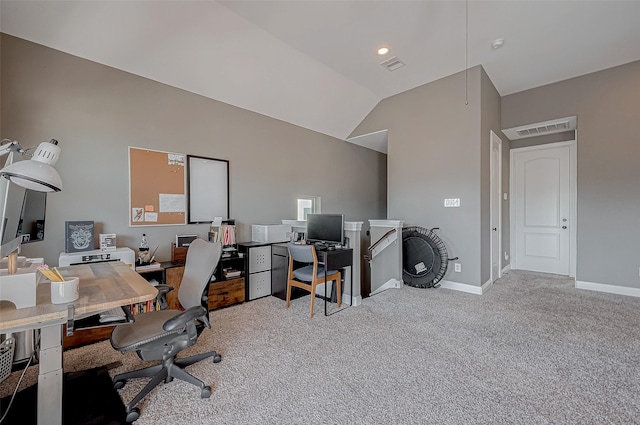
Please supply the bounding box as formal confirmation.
[293,265,339,282]
[111,309,182,352]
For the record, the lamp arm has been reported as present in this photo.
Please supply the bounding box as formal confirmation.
[0,140,23,158]
[0,237,22,268]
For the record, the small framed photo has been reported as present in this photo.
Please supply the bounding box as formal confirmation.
[99,233,117,251]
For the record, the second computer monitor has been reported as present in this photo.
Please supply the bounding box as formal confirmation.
[306,213,344,247]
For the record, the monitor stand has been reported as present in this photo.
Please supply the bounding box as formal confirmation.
[314,242,336,250]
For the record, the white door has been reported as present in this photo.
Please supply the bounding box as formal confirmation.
[513,144,571,275]
[490,131,502,282]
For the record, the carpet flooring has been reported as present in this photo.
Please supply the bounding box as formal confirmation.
[2,270,640,424]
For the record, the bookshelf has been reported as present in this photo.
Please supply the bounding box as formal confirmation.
[132,267,163,314]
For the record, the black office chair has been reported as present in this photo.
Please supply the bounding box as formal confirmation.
[110,239,223,422]
[286,242,341,318]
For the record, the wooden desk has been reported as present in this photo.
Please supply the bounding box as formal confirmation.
[0,261,157,425]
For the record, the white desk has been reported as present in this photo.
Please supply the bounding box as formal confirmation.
[0,261,157,425]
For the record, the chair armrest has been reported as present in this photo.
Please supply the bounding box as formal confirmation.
[162,306,207,331]
[154,284,174,310]
[155,284,174,296]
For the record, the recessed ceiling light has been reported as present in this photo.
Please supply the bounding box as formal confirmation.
[491,38,505,49]
[377,46,390,56]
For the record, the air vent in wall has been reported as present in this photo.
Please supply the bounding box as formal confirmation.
[516,121,570,137]
[380,56,405,71]
[502,116,576,140]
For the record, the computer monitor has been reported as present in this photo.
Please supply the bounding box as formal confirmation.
[306,213,344,246]
[1,184,47,246]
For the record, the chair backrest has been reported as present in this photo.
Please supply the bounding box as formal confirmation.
[287,242,316,264]
[178,239,222,310]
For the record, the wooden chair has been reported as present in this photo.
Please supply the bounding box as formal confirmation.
[286,242,341,318]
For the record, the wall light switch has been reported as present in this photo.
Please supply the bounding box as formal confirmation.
[444,198,460,208]
[503,193,508,200]
[454,263,461,272]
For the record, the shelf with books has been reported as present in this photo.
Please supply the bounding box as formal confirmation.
[129,298,161,315]
[217,254,245,281]
[135,261,162,272]
[209,219,238,258]
[222,268,243,279]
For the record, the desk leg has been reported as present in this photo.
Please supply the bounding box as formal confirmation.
[324,268,328,317]
[38,325,63,425]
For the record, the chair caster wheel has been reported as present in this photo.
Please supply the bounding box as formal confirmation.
[213,354,222,363]
[126,407,140,423]
[114,380,125,390]
[201,386,212,398]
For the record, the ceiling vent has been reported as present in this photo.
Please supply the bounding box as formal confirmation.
[502,116,576,140]
[380,56,405,71]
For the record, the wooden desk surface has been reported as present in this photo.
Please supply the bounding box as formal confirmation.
[0,261,158,332]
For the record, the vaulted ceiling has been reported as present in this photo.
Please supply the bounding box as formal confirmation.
[2,1,640,153]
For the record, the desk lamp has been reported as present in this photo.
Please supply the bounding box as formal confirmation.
[0,139,62,192]
[0,138,63,273]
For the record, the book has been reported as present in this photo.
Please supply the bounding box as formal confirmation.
[135,261,162,272]
[224,269,242,278]
[64,221,95,253]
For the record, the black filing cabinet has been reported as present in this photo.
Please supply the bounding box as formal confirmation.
[271,243,306,301]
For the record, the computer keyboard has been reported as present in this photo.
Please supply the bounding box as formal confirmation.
[99,307,127,323]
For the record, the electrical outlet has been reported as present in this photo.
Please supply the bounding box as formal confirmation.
[454,263,461,272]
[504,252,509,261]
[444,198,460,208]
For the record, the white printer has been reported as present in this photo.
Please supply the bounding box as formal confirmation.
[58,247,136,267]
[251,224,291,243]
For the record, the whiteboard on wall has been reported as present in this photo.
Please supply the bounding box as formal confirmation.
[187,155,229,223]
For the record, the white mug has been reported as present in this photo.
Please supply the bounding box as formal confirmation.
[50,277,80,304]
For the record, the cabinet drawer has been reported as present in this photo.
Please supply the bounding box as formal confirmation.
[249,246,271,273]
[208,278,245,310]
[271,243,289,256]
[249,271,271,300]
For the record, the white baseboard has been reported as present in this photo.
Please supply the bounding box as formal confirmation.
[502,264,511,274]
[369,278,402,297]
[576,280,640,298]
[350,294,362,307]
[439,279,488,295]
[313,286,361,306]
[340,293,362,306]
[482,278,493,294]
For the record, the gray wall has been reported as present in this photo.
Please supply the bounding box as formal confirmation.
[1,34,387,265]
[480,67,509,282]
[351,66,504,287]
[503,60,640,288]
[0,34,2,135]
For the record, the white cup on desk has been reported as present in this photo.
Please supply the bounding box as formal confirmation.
[50,277,79,304]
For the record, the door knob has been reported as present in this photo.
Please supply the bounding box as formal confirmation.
[562,226,567,229]
[492,228,497,231]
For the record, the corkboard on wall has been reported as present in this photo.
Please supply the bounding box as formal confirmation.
[129,147,187,226]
